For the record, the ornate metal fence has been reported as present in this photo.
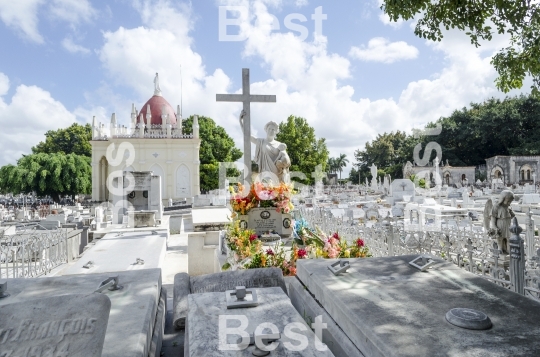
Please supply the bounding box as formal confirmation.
[299,207,540,302]
[0,225,68,279]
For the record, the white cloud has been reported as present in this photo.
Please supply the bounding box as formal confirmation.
[48,0,97,25]
[0,0,44,43]
[0,73,78,166]
[61,37,90,54]
[349,37,419,63]
[91,0,528,178]
[378,13,403,28]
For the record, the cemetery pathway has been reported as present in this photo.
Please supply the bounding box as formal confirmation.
[162,233,188,356]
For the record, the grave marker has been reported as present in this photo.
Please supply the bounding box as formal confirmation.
[0,293,110,357]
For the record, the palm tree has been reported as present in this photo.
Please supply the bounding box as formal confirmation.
[327,158,336,174]
[335,154,349,181]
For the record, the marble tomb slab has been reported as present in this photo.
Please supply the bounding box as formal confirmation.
[295,256,540,357]
[0,268,163,357]
[186,287,335,357]
[0,293,110,357]
[61,230,167,275]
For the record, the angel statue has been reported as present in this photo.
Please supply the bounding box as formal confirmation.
[483,190,515,254]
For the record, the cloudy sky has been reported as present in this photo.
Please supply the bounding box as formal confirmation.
[0,0,530,176]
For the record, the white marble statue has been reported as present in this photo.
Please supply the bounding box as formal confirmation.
[483,190,515,254]
[239,110,291,183]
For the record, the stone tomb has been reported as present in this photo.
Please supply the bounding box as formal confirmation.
[111,171,163,226]
[0,268,165,357]
[186,287,334,357]
[241,207,292,237]
[0,293,110,357]
[172,268,287,329]
[60,230,167,275]
[292,255,540,357]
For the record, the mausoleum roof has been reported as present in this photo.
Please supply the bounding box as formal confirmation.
[139,95,178,126]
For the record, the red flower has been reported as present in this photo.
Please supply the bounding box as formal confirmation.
[356,238,365,247]
[249,234,258,242]
[266,249,275,256]
[332,232,340,240]
[297,248,307,258]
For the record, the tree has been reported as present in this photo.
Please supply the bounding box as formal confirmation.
[348,166,360,184]
[276,115,329,186]
[353,131,419,183]
[381,1,540,95]
[335,154,349,180]
[182,115,242,191]
[0,153,91,201]
[32,123,92,157]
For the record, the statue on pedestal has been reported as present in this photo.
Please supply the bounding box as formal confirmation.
[484,190,515,254]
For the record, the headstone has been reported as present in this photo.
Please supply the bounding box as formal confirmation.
[246,208,292,236]
[294,256,540,357]
[0,293,111,357]
[390,179,415,202]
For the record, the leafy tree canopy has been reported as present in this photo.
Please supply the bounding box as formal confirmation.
[276,115,329,185]
[0,153,92,202]
[381,1,540,95]
[32,123,92,157]
[353,94,540,179]
[182,115,242,191]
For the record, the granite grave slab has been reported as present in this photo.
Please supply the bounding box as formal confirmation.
[295,255,540,357]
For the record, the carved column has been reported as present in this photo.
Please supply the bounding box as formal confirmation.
[509,217,525,295]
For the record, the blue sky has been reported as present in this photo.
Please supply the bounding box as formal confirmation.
[0,0,529,176]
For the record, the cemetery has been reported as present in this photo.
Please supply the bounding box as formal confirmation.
[3,2,540,356]
[0,68,539,357]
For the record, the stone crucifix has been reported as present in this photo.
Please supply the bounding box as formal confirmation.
[216,68,276,180]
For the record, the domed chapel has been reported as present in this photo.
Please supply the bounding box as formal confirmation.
[90,73,201,205]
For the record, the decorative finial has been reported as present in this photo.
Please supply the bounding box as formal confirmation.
[153,73,162,96]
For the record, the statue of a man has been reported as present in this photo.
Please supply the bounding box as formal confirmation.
[483,190,515,254]
[239,110,291,183]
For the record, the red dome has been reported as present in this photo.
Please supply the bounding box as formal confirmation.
[139,95,178,125]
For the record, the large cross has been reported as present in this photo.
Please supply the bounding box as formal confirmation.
[216,68,276,180]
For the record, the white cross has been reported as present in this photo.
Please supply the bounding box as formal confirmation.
[216,68,276,179]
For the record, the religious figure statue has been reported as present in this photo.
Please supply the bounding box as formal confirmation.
[483,190,515,254]
[153,73,162,96]
[239,110,291,183]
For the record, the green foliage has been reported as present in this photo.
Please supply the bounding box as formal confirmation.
[348,166,359,184]
[327,154,349,181]
[0,153,91,201]
[32,123,92,157]
[182,115,242,191]
[381,1,540,95]
[353,94,540,177]
[276,116,329,185]
[354,131,419,182]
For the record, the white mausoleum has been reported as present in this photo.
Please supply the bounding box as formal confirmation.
[90,74,200,204]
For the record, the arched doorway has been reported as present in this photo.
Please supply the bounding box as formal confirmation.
[176,165,191,197]
[149,164,166,197]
